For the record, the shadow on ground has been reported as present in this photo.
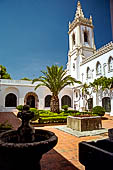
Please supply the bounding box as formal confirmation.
[41,149,79,170]
[0,112,21,129]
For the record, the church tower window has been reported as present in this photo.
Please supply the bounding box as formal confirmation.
[84,31,88,43]
[72,33,75,45]
[108,56,113,72]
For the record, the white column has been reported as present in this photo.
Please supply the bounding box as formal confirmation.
[110,95,113,116]
[18,98,24,106]
[91,28,95,49]
[93,93,97,107]
[39,99,44,110]
[72,89,75,110]
[77,25,81,46]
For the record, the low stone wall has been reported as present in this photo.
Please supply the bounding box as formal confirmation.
[67,116,102,131]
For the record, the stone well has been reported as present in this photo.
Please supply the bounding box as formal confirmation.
[67,116,102,132]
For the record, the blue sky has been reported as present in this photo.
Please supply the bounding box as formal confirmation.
[0,0,112,80]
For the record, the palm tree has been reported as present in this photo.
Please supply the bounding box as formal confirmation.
[32,65,81,113]
[90,76,113,92]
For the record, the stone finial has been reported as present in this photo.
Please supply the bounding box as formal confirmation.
[69,21,71,28]
[75,1,84,19]
[90,15,92,23]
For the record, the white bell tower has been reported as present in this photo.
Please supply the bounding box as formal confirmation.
[67,1,96,80]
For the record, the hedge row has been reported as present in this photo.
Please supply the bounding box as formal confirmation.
[39,116,67,124]
[16,105,105,124]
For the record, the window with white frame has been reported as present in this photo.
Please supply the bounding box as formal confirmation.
[96,61,101,75]
[76,92,78,98]
[72,33,75,46]
[86,67,91,78]
[73,63,75,70]
[84,31,88,43]
[108,56,113,72]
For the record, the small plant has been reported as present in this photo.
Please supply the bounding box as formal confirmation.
[62,105,69,111]
[92,106,105,116]
[0,121,12,129]
[16,105,24,111]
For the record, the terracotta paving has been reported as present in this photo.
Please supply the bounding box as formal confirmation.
[0,113,113,170]
[40,114,113,170]
[0,112,21,129]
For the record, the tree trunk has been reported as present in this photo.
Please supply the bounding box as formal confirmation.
[50,95,59,113]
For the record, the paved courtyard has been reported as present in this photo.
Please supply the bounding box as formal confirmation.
[0,113,113,170]
[40,114,113,170]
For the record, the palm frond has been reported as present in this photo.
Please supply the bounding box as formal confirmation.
[32,65,81,94]
[32,78,40,84]
[34,83,45,90]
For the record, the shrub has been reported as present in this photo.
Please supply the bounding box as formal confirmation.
[30,108,39,121]
[66,110,78,113]
[62,105,69,111]
[0,121,12,129]
[17,106,39,121]
[60,112,69,116]
[92,106,105,116]
[75,112,81,116]
[16,105,23,111]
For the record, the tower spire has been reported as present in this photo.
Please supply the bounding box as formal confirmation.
[75,1,84,18]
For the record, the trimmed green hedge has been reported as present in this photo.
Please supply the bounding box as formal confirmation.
[16,107,102,124]
[30,108,39,121]
[38,110,77,117]
[39,116,67,124]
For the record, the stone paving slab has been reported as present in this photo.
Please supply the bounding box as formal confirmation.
[54,125,108,137]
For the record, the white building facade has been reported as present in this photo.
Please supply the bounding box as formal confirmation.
[0,79,73,112]
[0,1,113,115]
[67,1,113,115]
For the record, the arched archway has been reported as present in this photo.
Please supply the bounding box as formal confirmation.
[26,95,35,108]
[102,97,111,112]
[61,95,71,107]
[96,61,101,75]
[24,92,38,108]
[5,93,17,107]
[86,67,91,78]
[45,95,51,107]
